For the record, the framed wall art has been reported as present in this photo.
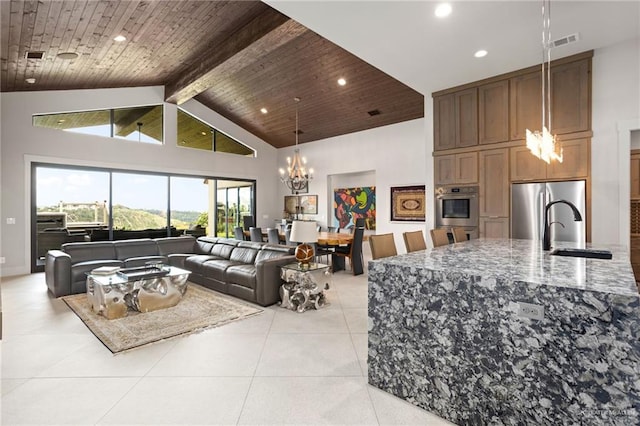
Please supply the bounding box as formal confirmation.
[390,185,426,222]
[284,195,318,215]
[333,187,376,230]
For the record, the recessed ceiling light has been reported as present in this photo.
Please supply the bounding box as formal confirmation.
[260,107,268,114]
[435,3,452,18]
[25,78,36,84]
[200,131,207,136]
[474,50,488,58]
[113,35,126,42]
[57,52,79,60]
[337,78,347,86]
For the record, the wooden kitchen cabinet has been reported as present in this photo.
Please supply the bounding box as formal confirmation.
[434,88,478,151]
[547,138,589,179]
[630,151,640,198]
[511,138,589,181]
[551,58,590,135]
[510,71,542,140]
[434,95,456,151]
[479,217,510,239]
[510,146,547,181]
[479,80,509,145]
[434,152,478,185]
[479,148,509,217]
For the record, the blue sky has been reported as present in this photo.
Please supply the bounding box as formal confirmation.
[37,167,209,212]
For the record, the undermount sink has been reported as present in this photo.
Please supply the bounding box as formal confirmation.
[550,248,613,259]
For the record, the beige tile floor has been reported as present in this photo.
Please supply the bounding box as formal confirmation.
[0,253,455,425]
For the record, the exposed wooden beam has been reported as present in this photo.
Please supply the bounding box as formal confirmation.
[164,8,301,105]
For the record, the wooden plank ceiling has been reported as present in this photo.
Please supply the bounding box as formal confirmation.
[0,0,424,148]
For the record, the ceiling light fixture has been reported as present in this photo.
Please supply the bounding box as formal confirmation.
[57,52,79,60]
[435,3,452,18]
[474,50,488,58]
[525,0,562,164]
[25,78,36,84]
[260,107,268,114]
[337,78,346,86]
[113,35,126,42]
[279,97,313,194]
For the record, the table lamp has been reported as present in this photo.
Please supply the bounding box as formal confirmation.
[289,220,318,269]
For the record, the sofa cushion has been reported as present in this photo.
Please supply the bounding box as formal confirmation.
[201,259,240,282]
[63,242,116,263]
[225,264,257,289]
[210,240,238,259]
[196,237,218,254]
[230,245,259,264]
[155,236,196,255]
[185,254,221,274]
[114,239,159,260]
[256,244,294,263]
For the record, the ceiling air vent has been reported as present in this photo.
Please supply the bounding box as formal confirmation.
[368,109,381,116]
[25,51,45,59]
[551,33,580,48]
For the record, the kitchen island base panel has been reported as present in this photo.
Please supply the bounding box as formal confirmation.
[368,262,640,426]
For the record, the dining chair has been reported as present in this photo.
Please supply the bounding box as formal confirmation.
[284,224,296,246]
[327,226,337,233]
[452,227,469,243]
[249,227,263,242]
[403,230,427,253]
[334,224,365,275]
[369,233,398,260]
[430,228,450,247]
[266,227,280,244]
[242,215,255,231]
[233,226,245,241]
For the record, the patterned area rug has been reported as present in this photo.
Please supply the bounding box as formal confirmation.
[63,284,262,353]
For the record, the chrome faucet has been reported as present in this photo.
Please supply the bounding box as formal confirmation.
[543,200,583,251]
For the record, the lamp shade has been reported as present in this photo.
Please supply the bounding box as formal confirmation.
[289,221,318,243]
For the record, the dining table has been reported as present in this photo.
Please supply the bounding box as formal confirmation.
[316,231,361,274]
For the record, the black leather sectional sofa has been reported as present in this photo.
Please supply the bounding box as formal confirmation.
[45,236,295,306]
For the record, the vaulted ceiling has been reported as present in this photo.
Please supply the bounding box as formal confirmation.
[0,0,424,148]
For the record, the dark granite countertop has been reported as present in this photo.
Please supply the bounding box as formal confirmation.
[369,238,638,297]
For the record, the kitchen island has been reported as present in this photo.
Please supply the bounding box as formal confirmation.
[368,238,639,425]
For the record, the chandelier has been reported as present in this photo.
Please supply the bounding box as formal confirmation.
[279,97,313,194]
[526,0,563,164]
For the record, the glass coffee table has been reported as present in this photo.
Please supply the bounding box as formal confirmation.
[279,263,332,313]
[86,265,190,319]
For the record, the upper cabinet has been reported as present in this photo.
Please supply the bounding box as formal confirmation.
[434,52,592,151]
[510,72,542,140]
[479,80,509,144]
[550,59,590,134]
[434,88,478,150]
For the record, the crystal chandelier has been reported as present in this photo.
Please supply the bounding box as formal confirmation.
[526,0,563,164]
[279,97,313,194]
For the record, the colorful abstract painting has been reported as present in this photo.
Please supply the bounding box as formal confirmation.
[333,187,376,230]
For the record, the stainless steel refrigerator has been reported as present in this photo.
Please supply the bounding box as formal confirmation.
[511,180,586,246]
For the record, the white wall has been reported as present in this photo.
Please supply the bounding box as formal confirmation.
[591,38,640,247]
[0,87,282,276]
[277,117,429,254]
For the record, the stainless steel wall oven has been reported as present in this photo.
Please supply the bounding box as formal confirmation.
[435,185,479,229]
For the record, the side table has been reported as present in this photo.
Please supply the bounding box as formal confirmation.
[279,263,331,312]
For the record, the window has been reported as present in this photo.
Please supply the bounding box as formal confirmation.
[177,108,255,156]
[33,105,163,144]
[31,163,256,272]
